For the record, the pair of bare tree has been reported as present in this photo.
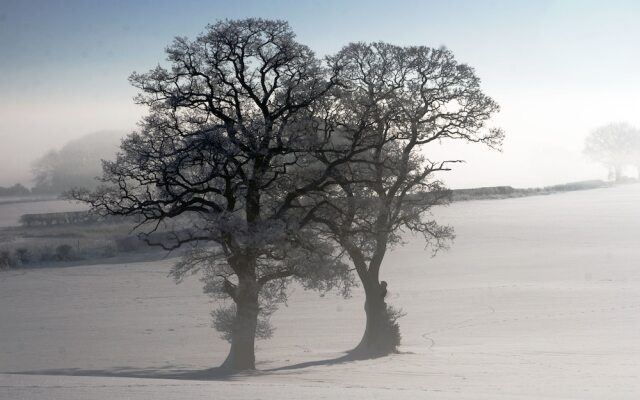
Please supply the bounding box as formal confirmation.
[71,19,502,370]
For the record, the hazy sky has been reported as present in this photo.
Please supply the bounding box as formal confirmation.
[1,0,640,188]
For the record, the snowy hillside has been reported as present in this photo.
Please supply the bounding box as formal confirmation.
[2,184,640,399]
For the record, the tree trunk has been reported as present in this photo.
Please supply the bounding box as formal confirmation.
[352,277,398,358]
[221,277,260,370]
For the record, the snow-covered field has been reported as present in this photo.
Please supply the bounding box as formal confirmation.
[2,184,640,399]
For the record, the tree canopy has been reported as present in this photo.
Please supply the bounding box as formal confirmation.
[71,19,502,370]
[307,42,502,356]
[72,19,359,370]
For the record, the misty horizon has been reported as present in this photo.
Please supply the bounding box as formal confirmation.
[3,1,640,189]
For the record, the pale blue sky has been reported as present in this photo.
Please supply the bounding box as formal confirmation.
[1,0,640,187]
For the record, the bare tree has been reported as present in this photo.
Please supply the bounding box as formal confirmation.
[31,131,122,194]
[70,19,357,370]
[584,122,640,181]
[308,42,503,357]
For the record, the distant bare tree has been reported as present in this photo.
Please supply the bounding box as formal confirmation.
[308,42,503,357]
[584,123,640,181]
[70,19,358,370]
[0,183,30,197]
[31,131,122,194]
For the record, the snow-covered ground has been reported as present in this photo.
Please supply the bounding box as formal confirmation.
[2,184,640,399]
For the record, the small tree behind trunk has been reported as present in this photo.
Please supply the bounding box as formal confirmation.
[352,279,402,357]
[221,283,260,370]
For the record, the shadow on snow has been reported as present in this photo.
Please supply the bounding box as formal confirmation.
[6,351,383,381]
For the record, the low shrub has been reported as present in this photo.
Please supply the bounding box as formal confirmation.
[0,250,15,269]
[39,246,55,262]
[115,236,147,252]
[15,248,30,264]
[55,244,75,261]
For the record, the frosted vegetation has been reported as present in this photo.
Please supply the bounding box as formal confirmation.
[66,18,502,370]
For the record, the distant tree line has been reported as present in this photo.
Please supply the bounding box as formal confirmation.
[0,244,80,270]
[0,132,122,197]
[449,180,610,201]
[0,183,31,197]
[18,211,118,227]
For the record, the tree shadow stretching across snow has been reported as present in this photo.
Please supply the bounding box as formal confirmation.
[8,352,371,381]
[8,366,247,381]
[263,349,396,373]
[263,353,355,372]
